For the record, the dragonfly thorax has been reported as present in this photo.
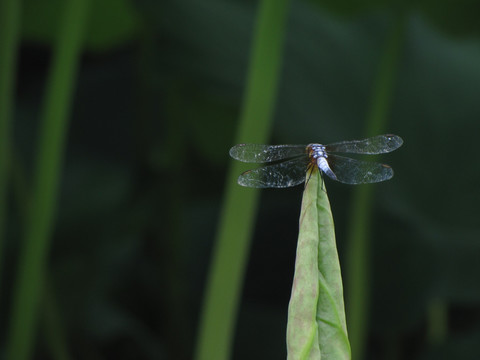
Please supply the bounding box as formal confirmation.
[309,143,327,159]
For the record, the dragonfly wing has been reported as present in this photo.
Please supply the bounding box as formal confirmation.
[326,134,403,154]
[237,157,309,188]
[327,154,394,184]
[230,144,306,163]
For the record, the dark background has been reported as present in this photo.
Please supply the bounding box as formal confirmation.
[3,0,480,359]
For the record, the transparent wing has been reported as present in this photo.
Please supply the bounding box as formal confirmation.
[237,157,309,188]
[327,154,394,184]
[230,144,306,163]
[326,134,403,154]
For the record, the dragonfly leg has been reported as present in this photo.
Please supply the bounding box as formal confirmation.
[304,163,314,190]
[320,172,327,193]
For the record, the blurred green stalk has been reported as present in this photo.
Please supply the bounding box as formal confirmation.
[345,14,405,360]
[5,0,90,359]
[0,0,22,297]
[194,1,290,359]
[427,297,447,345]
[10,143,70,360]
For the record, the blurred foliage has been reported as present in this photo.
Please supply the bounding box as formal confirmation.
[308,0,392,17]
[2,0,480,359]
[418,0,480,37]
[22,0,140,51]
[309,0,480,38]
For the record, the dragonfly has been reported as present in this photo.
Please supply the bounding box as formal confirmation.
[229,134,403,188]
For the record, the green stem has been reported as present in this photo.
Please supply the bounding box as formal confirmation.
[6,1,90,359]
[345,14,405,360]
[0,0,22,298]
[194,1,290,359]
[427,297,448,345]
[11,147,71,360]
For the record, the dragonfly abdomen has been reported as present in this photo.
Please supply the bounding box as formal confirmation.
[317,156,337,180]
